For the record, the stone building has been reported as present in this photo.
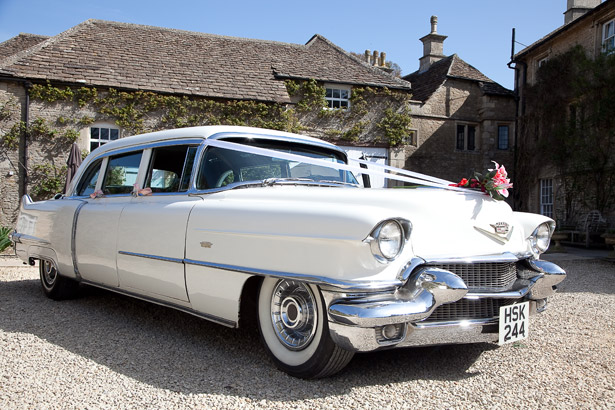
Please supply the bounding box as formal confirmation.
[398,17,516,185]
[0,17,517,228]
[0,20,412,226]
[512,0,615,224]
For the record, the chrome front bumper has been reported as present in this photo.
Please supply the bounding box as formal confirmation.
[323,257,566,352]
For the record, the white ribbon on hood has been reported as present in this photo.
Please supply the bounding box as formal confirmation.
[205,139,467,192]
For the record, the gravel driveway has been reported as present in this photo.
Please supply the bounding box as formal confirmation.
[1,257,613,409]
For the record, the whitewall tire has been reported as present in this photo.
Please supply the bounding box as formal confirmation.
[257,277,354,378]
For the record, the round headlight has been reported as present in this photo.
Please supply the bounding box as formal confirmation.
[531,222,552,254]
[369,220,405,262]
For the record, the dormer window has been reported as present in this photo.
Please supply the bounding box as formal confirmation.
[325,85,351,110]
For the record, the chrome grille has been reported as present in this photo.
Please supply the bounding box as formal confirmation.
[429,262,517,291]
[425,298,520,323]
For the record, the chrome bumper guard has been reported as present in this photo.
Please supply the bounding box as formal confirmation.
[324,257,566,352]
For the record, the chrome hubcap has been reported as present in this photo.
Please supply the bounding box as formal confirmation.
[42,260,56,286]
[270,280,317,351]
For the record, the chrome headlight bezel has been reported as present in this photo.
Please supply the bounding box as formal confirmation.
[529,221,555,256]
[366,219,411,263]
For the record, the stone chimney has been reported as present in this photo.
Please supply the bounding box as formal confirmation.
[363,49,389,68]
[564,0,600,24]
[419,16,447,73]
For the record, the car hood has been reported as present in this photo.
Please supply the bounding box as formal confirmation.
[204,185,531,262]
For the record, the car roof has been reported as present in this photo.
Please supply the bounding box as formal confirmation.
[88,125,342,157]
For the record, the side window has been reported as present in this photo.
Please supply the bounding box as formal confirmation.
[145,145,198,193]
[76,159,103,196]
[498,125,510,150]
[102,151,142,195]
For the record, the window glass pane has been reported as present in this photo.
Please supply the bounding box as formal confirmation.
[90,142,98,152]
[540,179,554,218]
[101,128,109,140]
[325,86,350,110]
[103,151,142,195]
[498,125,509,150]
[456,125,465,150]
[467,126,476,151]
[145,145,193,193]
[91,128,100,139]
[110,129,119,140]
[179,146,198,191]
[77,160,102,196]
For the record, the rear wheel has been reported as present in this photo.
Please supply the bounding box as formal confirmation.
[40,260,79,300]
[257,277,354,379]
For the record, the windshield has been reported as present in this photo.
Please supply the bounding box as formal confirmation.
[196,138,358,189]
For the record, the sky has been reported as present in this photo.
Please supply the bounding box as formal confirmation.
[0,0,568,89]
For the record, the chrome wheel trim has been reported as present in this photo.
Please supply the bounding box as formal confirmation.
[270,279,317,351]
[41,260,57,288]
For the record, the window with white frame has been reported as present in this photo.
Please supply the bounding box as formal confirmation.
[456,124,477,151]
[498,125,510,150]
[540,179,554,218]
[325,85,350,110]
[90,126,120,152]
[603,19,615,54]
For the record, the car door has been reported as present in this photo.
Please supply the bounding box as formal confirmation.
[74,150,144,287]
[116,144,200,303]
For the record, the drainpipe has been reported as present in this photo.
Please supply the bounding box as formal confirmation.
[507,28,528,211]
[21,81,32,197]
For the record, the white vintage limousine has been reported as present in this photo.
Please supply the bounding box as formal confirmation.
[11,125,566,378]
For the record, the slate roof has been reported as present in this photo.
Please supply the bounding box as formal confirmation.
[403,54,512,102]
[0,19,410,103]
[0,33,49,61]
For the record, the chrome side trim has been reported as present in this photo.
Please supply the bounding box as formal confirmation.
[8,232,50,246]
[80,279,236,328]
[422,252,529,265]
[71,200,88,280]
[118,250,184,265]
[184,259,401,291]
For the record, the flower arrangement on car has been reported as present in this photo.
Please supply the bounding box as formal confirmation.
[451,161,513,201]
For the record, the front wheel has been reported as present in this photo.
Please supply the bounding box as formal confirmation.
[40,260,79,300]
[257,277,354,379]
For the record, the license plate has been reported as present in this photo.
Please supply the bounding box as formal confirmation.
[498,301,529,345]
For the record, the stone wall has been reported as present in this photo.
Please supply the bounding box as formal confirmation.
[0,82,25,227]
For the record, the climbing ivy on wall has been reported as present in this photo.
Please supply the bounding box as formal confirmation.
[8,79,412,199]
[519,45,615,218]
